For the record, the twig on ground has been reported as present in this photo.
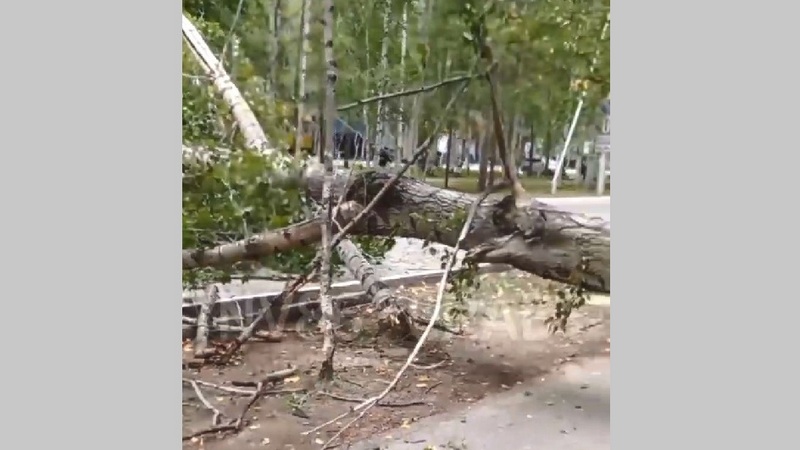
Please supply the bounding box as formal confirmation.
[182,423,239,441]
[230,366,298,387]
[233,381,266,426]
[194,284,220,358]
[183,378,255,396]
[188,380,224,425]
[308,181,500,448]
[319,391,427,407]
[423,381,443,394]
[411,360,448,370]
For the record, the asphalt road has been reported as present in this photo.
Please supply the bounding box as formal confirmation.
[349,356,611,450]
[538,196,611,222]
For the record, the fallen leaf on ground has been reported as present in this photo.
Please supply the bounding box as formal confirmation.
[284,376,301,384]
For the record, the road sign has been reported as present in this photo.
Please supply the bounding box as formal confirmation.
[595,97,610,153]
[595,134,610,153]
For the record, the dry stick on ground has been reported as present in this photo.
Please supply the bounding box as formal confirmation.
[183,378,255,396]
[306,181,508,447]
[194,284,220,358]
[183,423,239,441]
[319,391,427,407]
[183,367,299,441]
[188,380,224,426]
[233,366,299,426]
[230,366,299,387]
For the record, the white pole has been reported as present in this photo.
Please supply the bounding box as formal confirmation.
[551,98,584,195]
[596,150,607,195]
[595,94,611,195]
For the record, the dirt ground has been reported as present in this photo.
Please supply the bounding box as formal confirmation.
[182,270,611,449]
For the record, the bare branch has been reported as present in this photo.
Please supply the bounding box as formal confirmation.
[337,71,482,112]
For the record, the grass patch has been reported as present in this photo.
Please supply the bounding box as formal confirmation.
[425,175,610,196]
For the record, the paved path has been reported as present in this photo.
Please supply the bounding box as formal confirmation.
[349,356,610,450]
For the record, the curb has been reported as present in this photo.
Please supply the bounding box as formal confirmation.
[182,263,512,324]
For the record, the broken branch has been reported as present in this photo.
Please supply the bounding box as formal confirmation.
[337,71,482,112]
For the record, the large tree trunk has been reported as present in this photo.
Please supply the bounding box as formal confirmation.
[183,172,610,294]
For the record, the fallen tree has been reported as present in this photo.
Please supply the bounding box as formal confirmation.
[183,171,610,294]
